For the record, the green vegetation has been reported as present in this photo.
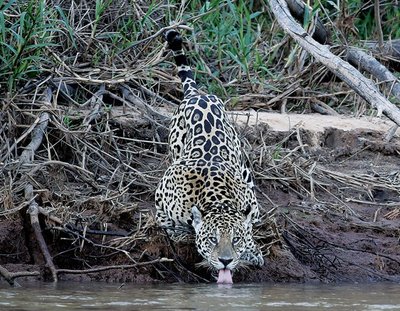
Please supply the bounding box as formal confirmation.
[0,0,58,92]
[347,0,400,39]
[0,0,398,99]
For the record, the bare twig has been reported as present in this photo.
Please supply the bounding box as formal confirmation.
[310,98,339,116]
[374,0,384,50]
[82,84,106,125]
[19,87,58,282]
[56,258,173,275]
[363,39,400,60]
[120,85,170,121]
[19,93,51,165]
[25,184,58,282]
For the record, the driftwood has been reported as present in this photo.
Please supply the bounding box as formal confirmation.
[347,46,400,141]
[347,48,400,101]
[270,0,400,139]
[277,0,400,136]
[268,0,400,128]
[283,0,400,64]
[364,39,400,60]
[19,87,58,283]
[0,265,40,287]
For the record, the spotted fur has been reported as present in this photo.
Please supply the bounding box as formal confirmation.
[155,30,264,272]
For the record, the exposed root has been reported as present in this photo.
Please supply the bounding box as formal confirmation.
[19,88,58,282]
[56,258,173,275]
[0,265,39,287]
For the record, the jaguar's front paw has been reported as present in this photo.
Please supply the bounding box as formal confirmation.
[240,251,264,267]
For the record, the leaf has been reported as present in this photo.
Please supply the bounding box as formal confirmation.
[327,1,339,11]
[55,6,76,48]
[0,0,16,11]
[249,11,262,20]
[0,41,17,55]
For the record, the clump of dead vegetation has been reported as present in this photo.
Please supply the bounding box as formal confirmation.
[1,0,400,286]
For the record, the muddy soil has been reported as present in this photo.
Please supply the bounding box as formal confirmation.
[1,112,400,284]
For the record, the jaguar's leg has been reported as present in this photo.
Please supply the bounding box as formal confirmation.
[240,232,264,266]
[155,205,192,242]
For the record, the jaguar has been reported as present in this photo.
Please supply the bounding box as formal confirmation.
[155,29,264,283]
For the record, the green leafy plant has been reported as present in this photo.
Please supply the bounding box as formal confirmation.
[0,0,59,92]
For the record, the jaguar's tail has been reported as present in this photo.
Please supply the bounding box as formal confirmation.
[165,29,199,98]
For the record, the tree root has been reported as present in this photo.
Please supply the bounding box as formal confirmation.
[0,265,40,287]
[25,184,58,282]
[19,87,58,282]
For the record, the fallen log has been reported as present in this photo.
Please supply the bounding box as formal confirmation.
[277,1,400,67]
[268,0,400,127]
[347,48,400,101]
[364,39,400,60]
[347,47,400,141]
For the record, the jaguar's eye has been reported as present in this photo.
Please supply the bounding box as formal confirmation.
[232,237,240,244]
[209,237,218,244]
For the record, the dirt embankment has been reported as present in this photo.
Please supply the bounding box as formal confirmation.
[1,112,400,284]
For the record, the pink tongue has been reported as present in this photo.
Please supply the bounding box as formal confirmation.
[217,269,233,284]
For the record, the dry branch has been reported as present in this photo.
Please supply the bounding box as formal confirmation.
[373,0,384,50]
[0,265,40,287]
[83,84,106,126]
[347,46,400,141]
[347,48,400,100]
[282,0,400,64]
[310,98,339,116]
[19,91,51,165]
[268,0,400,127]
[20,87,58,282]
[56,258,173,275]
[364,39,400,60]
[26,185,58,282]
[120,85,170,122]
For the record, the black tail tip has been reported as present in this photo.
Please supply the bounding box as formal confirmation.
[164,29,182,50]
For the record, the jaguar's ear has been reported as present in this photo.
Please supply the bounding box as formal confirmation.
[191,205,202,234]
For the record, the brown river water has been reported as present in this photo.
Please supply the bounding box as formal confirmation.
[0,282,400,310]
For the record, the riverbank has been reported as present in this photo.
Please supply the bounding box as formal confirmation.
[1,112,399,284]
[1,0,400,286]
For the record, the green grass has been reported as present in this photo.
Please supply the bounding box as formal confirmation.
[0,0,59,92]
[186,0,272,95]
[0,0,398,98]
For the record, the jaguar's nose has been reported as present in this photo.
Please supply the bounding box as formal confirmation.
[218,257,233,268]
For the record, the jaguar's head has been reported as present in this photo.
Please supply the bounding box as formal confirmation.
[191,204,252,284]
